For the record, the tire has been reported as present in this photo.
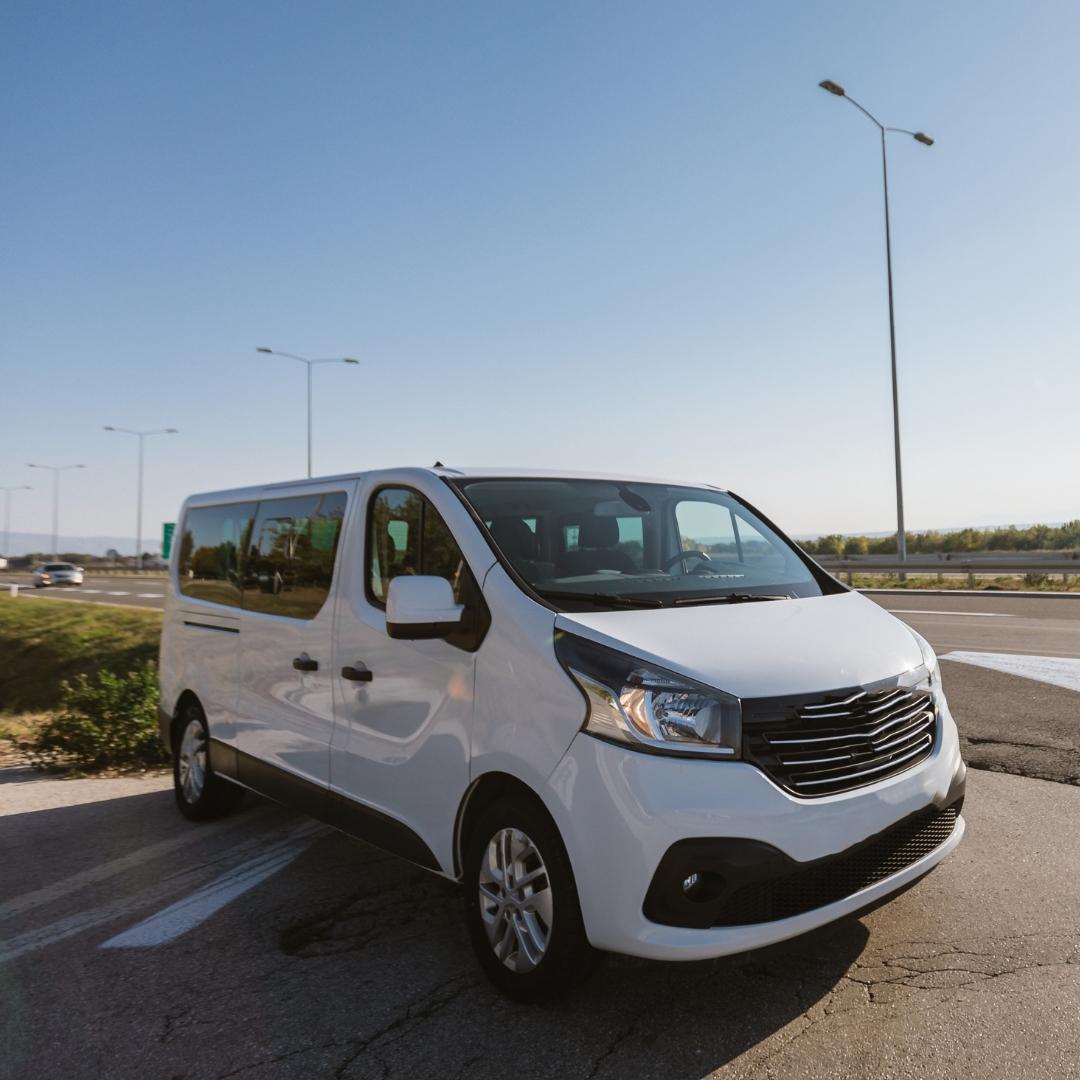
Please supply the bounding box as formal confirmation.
[172,701,245,821]
[463,795,598,1000]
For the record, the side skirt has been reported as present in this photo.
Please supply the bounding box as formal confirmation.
[208,738,441,872]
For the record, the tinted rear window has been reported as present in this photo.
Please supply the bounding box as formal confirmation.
[243,492,347,620]
[177,502,257,607]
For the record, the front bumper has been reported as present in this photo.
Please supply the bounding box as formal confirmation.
[544,701,965,961]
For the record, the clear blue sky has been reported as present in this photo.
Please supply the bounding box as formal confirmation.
[2,0,1077,549]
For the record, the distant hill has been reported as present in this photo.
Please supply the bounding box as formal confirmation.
[1,532,146,558]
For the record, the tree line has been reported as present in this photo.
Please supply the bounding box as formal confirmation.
[801,521,1080,558]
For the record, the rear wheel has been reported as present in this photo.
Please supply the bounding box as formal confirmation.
[173,702,244,821]
[463,795,597,1000]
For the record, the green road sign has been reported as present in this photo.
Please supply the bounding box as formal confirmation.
[162,522,176,560]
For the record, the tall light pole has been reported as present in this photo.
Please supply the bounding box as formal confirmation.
[818,79,934,567]
[256,347,359,478]
[1,485,32,558]
[103,427,179,569]
[26,464,86,560]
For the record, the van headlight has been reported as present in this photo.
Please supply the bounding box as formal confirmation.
[555,632,741,758]
[908,629,942,701]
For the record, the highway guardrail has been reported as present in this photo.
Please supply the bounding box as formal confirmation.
[816,555,1079,587]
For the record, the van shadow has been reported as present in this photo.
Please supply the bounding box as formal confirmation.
[553,919,871,1077]
[278,841,873,1080]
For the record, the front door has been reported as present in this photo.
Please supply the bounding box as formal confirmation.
[237,485,352,805]
[330,479,491,872]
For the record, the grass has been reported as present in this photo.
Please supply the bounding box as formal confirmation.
[0,595,162,716]
[843,574,1080,592]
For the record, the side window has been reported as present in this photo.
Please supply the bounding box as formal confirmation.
[243,491,347,620]
[676,501,738,559]
[177,502,256,607]
[675,500,803,577]
[732,512,789,575]
[368,488,422,602]
[368,488,469,604]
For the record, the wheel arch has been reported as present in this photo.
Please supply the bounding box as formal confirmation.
[453,770,564,880]
[170,689,204,749]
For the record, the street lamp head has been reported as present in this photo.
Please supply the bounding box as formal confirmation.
[913,131,934,146]
[166,428,179,433]
[103,425,116,431]
[256,346,273,354]
[819,79,845,97]
[343,358,359,365]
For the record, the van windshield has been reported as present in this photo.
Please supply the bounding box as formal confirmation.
[452,478,840,610]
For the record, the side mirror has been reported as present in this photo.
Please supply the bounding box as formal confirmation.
[385,576,464,640]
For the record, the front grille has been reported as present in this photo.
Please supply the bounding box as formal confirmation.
[714,802,960,926]
[744,682,938,797]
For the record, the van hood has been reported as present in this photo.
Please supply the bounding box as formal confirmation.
[554,592,923,699]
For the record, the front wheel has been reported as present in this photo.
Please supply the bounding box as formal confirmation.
[173,703,245,821]
[463,795,597,1000]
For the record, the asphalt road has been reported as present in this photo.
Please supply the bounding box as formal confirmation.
[0,572,167,610]
[2,766,1078,1080]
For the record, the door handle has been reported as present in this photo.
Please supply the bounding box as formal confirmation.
[292,654,318,672]
[341,664,373,683]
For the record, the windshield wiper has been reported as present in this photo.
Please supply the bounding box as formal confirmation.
[673,593,790,607]
[534,589,664,610]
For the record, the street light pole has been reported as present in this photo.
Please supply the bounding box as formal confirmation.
[818,79,934,568]
[256,348,360,478]
[26,464,86,560]
[1,485,32,558]
[103,427,179,569]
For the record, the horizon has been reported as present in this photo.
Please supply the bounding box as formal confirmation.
[3,514,1075,560]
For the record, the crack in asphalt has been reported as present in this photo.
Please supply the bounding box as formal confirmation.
[965,734,1075,752]
[279,870,459,959]
[743,928,1080,1080]
[330,974,478,1079]
[964,758,1080,786]
[740,932,1080,1078]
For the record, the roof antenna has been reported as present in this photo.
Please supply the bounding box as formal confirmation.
[433,460,444,467]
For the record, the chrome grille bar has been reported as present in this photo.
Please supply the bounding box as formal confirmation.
[745,680,938,797]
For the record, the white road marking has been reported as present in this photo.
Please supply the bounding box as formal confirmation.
[942,651,1080,693]
[0,809,270,922]
[100,828,319,949]
[81,588,103,594]
[0,822,324,964]
[107,590,130,596]
[894,609,1014,618]
[137,592,163,598]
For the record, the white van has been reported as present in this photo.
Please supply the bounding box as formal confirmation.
[160,467,965,998]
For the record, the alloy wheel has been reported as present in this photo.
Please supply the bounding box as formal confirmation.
[478,827,553,972]
[177,718,207,804]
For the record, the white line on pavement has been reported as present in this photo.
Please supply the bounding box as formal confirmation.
[0,822,324,964]
[893,609,1014,618]
[99,832,318,949]
[81,588,103,594]
[137,592,163,598]
[106,590,131,596]
[941,651,1080,693]
[0,809,270,923]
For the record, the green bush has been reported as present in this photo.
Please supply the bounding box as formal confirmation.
[28,661,167,772]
